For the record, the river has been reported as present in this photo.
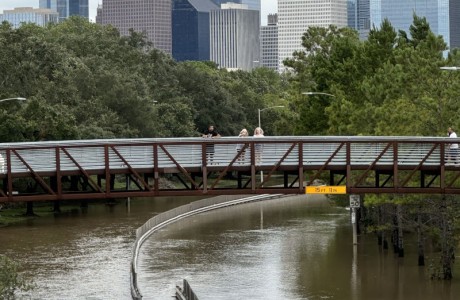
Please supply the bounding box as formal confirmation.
[1,195,460,299]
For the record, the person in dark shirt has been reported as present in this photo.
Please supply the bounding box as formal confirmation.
[202,125,221,164]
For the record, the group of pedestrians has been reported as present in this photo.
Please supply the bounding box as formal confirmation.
[201,125,264,164]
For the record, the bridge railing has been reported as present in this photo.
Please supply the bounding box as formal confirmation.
[0,136,455,175]
[0,136,459,200]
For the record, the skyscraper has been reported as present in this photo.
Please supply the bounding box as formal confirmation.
[0,7,59,28]
[260,14,278,71]
[210,3,260,71]
[172,0,219,61]
[39,0,88,21]
[96,0,172,54]
[348,0,370,39]
[278,0,348,72]
[369,0,460,51]
[211,0,261,11]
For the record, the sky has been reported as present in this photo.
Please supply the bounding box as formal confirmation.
[0,0,278,25]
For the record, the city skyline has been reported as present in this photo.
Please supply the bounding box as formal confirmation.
[0,0,278,24]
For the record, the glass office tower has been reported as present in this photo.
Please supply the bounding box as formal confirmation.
[39,0,88,21]
[172,0,219,61]
[369,0,459,50]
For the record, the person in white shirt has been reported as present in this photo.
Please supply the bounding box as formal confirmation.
[447,127,458,164]
[254,127,264,164]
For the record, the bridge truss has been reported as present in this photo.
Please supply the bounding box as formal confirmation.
[0,136,459,202]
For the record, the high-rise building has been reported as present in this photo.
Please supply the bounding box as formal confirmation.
[260,14,278,71]
[369,0,460,51]
[211,0,261,11]
[348,0,370,39]
[278,0,348,72]
[172,0,219,62]
[39,0,88,21]
[210,3,260,71]
[96,0,172,54]
[0,7,59,28]
[450,0,460,49]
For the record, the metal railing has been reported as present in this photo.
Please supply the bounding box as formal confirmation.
[1,136,460,201]
[131,193,285,299]
[176,279,199,300]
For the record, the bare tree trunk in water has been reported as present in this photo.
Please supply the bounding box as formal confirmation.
[25,201,34,216]
[377,206,382,247]
[53,200,61,213]
[417,208,425,266]
[392,206,399,254]
[397,204,404,257]
[440,196,454,280]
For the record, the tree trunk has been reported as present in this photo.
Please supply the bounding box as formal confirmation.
[397,204,404,257]
[25,201,34,216]
[53,201,61,213]
[440,196,454,280]
[417,210,425,266]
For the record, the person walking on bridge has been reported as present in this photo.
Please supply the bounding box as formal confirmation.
[447,127,459,164]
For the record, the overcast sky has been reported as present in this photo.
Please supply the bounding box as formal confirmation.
[0,0,278,25]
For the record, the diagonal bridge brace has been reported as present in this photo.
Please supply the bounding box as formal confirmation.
[400,144,438,188]
[210,144,249,190]
[258,143,297,188]
[159,145,201,190]
[12,149,55,195]
[308,143,345,186]
[61,148,103,193]
[353,142,392,188]
[110,146,152,191]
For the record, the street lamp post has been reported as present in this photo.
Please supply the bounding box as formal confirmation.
[258,105,284,129]
[257,105,284,183]
[0,97,27,103]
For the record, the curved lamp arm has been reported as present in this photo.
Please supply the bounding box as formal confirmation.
[302,92,335,97]
[0,97,27,103]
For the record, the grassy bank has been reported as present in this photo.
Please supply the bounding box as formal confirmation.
[0,203,83,227]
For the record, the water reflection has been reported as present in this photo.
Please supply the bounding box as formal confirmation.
[137,195,341,299]
[0,196,198,299]
[1,194,460,300]
[137,195,460,300]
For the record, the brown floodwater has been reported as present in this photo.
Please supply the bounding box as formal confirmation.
[0,195,459,299]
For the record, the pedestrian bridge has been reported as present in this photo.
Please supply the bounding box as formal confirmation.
[0,136,459,202]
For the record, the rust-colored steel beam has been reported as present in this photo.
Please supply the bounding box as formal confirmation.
[159,144,200,191]
[1,137,460,203]
[258,143,296,188]
[209,145,246,190]
[353,142,392,188]
[308,142,345,186]
[61,147,103,193]
[12,149,55,196]
[400,143,438,187]
[110,146,151,191]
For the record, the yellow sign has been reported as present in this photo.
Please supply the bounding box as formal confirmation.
[305,186,347,194]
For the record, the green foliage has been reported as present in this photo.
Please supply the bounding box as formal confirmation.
[285,14,455,137]
[0,17,288,141]
[0,255,34,298]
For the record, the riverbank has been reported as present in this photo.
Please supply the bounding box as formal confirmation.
[0,203,91,227]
